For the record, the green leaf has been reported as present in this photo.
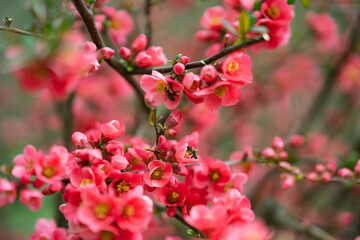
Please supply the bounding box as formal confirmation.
[253,1,261,11]
[288,0,296,4]
[239,11,250,40]
[300,0,309,7]
[126,65,134,72]
[175,54,183,60]
[221,19,239,37]
[186,229,197,236]
[232,39,242,45]
[200,60,206,66]
[249,14,257,28]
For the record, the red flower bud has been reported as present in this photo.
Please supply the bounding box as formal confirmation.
[165,110,182,128]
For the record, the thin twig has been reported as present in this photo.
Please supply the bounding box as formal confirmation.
[0,26,45,39]
[71,0,148,112]
[144,0,152,47]
[129,35,265,75]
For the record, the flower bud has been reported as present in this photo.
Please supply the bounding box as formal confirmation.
[173,63,185,75]
[165,110,182,128]
[272,136,284,151]
[101,120,125,140]
[120,47,131,61]
[72,132,88,148]
[132,34,148,53]
[166,207,176,217]
[97,47,115,60]
[279,151,288,161]
[201,65,217,82]
[262,147,276,158]
[321,172,331,183]
[83,41,97,53]
[179,55,189,64]
[307,172,319,182]
[337,168,353,178]
[165,129,177,138]
[111,155,129,170]
[280,173,295,189]
[315,164,325,173]
[289,135,304,148]
[134,51,152,68]
[354,159,360,174]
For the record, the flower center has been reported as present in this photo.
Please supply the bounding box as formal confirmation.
[122,205,135,218]
[209,170,221,182]
[167,191,180,204]
[115,180,131,195]
[226,60,239,74]
[80,178,94,187]
[42,167,55,178]
[94,203,110,219]
[214,86,229,99]
[100,231,115,240]
[156,81,166,93]
[151,168,164,179]
[111,20,122,30]
[266,7,280,19]
[210,17,221,26]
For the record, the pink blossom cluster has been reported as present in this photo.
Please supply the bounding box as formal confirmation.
[0,118,263,239]
[337,159,360,179]
[196,0,294,52]
[307,162,337,183]
[11,33,114,100]
[140,51,252,111]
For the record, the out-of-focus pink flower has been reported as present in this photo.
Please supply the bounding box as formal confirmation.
[223,0,255,11]
[134,51,152,68]
[255,19,291,50]
[306,11,340,52]
[143,160,173,188]
[107,9,134,45]
[201,6,226,31]
[338,54,360,95]
[20,188,42,211]
[0,179,17,207]
[29,218,67,240]
[261,0,294,24]
[12,145,41,185]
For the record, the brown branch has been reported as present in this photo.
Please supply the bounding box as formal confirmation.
[129,35,265,75]
[0,26,45,39]
[153,201,205,238]
[71,0,148,112]
[144,0,152,47]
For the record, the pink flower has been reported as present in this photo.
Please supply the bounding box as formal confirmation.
[173,63,185,75]
[72,132,88,149]
[255,19,291,50]
[193,81,242,112]
[20,188,42,211]
[140,70,184,109]
[12,145,41,185]
[0,179,17,207]
[107,10,134,45]
[338,54,360,94]
[145,46,167,66]
[175,135,200,164]
[185,204,227,233]
[70,167,105,189]
[116,186,153,232]
[193,157,232,194]
[221,52,252,84]
[29,218,67,240]
[101,120,126,140]
[34,154,66,185]
[200,6,226,31]
[109,172,144,197]
[261,0,294,24]
[306,11,340,52]
[280,173,295,189]
[120,47,132,61]
[220,219,274,240]
[155,183,189,206]
[223,0,255,11]
[77,189,117,233]
[134,51,152,68]
[143,160,173,188]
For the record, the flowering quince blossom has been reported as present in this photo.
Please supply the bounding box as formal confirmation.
[143,160,173,188]
[140,70,184,109]
[0,179,17,207]
[29,218,67,240]
[20,188,43,211]
[221,52,253,84]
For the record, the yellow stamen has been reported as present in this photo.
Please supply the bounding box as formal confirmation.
[226,60,239,74]
[266,7,280,19]
[42,167,55,178]
[151,168,164,179]
[167,191,180,204]
[94,203,110,219]
[122,205,135,218]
